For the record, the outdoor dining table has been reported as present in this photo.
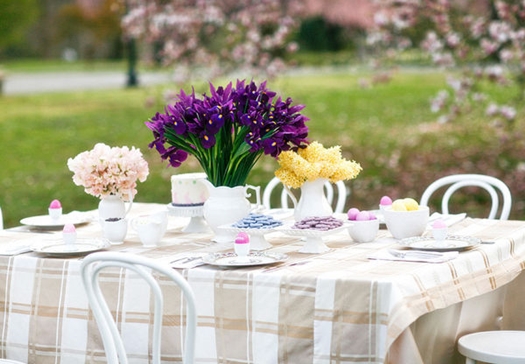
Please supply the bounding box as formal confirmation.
[1,202,525,364]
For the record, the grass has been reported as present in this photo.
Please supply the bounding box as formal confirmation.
[1,65,523,228]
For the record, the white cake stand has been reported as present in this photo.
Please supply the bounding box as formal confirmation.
[167,204,210,233]
[276,224,348,253]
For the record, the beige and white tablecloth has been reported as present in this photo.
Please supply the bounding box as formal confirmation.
[1,203,525,363]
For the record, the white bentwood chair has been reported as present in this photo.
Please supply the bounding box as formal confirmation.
[419,174,512,220]
[80,252,197,364]
[458,330,525,363]
[262,177,348,213]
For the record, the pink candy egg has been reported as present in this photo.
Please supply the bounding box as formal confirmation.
[235,232,250,244]
[380,196,392,206]
[347,208,360,220]
[63,223,76,233]
[356,211,371,221]
[49,199,62,209]
[432,219,447,229]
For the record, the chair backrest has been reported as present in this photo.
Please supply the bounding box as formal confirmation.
[420,174,512,220]
[80,252,197,364]
[262,177,348,213]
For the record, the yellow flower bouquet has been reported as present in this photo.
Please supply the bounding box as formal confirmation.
[275,141,362,188]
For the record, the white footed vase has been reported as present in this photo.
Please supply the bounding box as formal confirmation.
[293,178,333,221]
[202,182,261,243]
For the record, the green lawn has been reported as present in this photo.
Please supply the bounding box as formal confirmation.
[1,67,523,228]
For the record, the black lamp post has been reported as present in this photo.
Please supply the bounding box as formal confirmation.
[126,35,138,87]
[124,0,138,87]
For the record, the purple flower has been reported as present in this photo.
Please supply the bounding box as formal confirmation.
[146,79,309,186]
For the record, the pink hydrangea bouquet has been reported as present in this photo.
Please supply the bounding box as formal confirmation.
[67,143,149,201]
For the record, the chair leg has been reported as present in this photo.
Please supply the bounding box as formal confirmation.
[465,358,476,364]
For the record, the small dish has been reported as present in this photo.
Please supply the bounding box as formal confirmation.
[201,251,288,267]
[399,235,481,252]
[20,213,92,230]
[31,238,110,257]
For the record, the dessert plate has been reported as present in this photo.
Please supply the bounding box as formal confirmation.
[31,238,110,257]
[201,251,288,267]
[399,235,481,252]
[20,212,92,230]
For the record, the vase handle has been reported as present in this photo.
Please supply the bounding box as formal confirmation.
[125,191,133,217]
[282,184,298,208]
[245,185,262,210]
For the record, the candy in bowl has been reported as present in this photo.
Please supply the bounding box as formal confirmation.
[382,198,429,239]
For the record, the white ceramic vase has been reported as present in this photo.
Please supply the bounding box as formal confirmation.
[98,194,133,221]
[202,183,260,243]
[294,178,333,221]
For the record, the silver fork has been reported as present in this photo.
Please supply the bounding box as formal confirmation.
[263,260,311,272]
[388,249,444,259]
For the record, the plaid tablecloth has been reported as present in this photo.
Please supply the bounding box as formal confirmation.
[1,203,525,364]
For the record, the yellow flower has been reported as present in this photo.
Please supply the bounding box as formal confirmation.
[275,141,362,188]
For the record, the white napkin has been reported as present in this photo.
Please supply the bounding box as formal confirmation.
[428,212,467,227]
[0,243,32,256]
[368,249,459,263]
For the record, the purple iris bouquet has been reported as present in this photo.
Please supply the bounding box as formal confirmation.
[146,80,309,187]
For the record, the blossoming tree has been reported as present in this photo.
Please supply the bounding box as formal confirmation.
[120,0,304,82]
[368,0,525,125]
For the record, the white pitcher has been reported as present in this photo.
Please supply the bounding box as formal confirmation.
[202,180,261,243]
[131,210,168,247]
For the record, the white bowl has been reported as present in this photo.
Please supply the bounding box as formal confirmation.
[383,206,429,240]
[348,219,379,243]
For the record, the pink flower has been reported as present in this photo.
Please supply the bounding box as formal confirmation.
[67,143,149,201]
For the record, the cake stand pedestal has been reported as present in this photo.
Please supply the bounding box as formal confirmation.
[167,204,210,233]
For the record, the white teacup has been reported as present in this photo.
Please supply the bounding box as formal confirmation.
[101,217,128,245]
[131,210,168,247]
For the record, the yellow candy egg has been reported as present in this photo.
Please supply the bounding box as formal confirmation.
[403,198,419,211]
[391,199,408,211]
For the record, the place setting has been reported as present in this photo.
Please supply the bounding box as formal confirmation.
[368,198,484,262]
[168,231,289,269]
[19,199,94,231]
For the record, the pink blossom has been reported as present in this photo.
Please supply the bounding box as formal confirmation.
[67,143,149,201]
[500,106,517,120]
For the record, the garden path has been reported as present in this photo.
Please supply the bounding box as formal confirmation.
[2,70,171,95]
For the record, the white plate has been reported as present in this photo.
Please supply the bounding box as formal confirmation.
[31,238,110,257]
[20,213,92,229]
[277,223,348,238]
[399,235,481,252]
[202,251,288,267]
